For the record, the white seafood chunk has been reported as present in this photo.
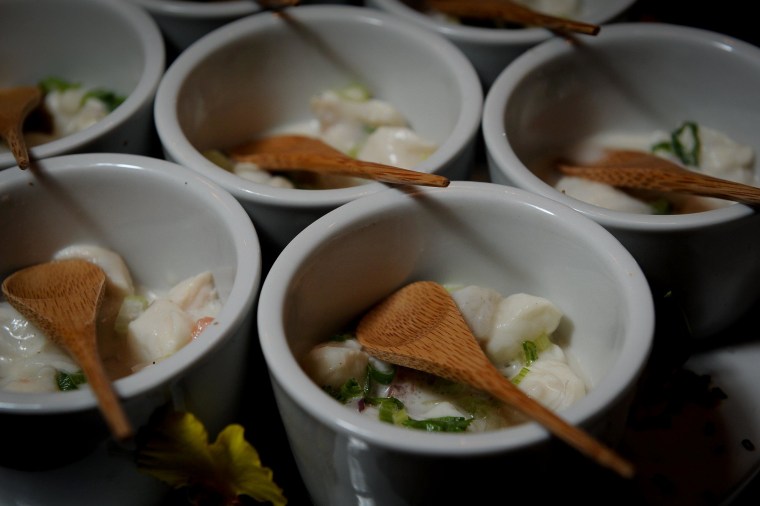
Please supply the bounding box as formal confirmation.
[321,121,367,155]
[357,127,437,169]
[416,402,468,420]
[516,358,586,411]
[485,293,563,367]
[555,175,654,214]
[234,161,295,188]
[302,341,369,390]
[54,244,135,297]
[696,126,755,181]
[0,303,78,392]
[311,89,407,130]
[126,299,193,366]
[167,271,221,321]
[451,285,502,339]
[45,88,109,137]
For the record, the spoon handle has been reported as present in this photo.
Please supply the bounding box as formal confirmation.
[0,123,32,169]
[425,0,599,35]
[65,328,133,441]
[236,152,451,188]
[474,362,634,479]
[559,163,760,205]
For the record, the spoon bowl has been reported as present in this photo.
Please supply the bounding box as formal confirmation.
[0,85,42,169]
[2,258,133,440]
[356,280,634,479]
[557,149,760,206]
[229,134,450,187]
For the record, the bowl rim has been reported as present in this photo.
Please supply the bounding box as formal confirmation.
[482,22,760,231]
[153,4,483,209]
[0,153,262,414]
[366,0,637,45]
[0,0,166,169]
[257,180,655,456]
[125,0,261,18]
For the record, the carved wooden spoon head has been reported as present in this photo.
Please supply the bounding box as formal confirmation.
[557,149,760,206]
[228,134,450,188]
[2,258,133,440]
[0,85,42,169]
[356,280,634,478]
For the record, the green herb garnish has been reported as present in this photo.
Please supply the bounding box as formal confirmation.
[368,362,395,385]
[522,340,539,365]
[403,416,472,432]
[325,377,365,403]
[39,76,80,94]
[83,88,125,111]
[512,367,530,385]
[56,370,88,391]
[651,121,701,166]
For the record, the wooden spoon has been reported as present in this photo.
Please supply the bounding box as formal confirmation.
[556,149,760,206]
[356,280,634,479]
[0,85,42,169]
[228,134,450,188]
[2,259,133,441]
[423,0,600,35]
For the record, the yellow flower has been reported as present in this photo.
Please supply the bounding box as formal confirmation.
[137,409,287,505]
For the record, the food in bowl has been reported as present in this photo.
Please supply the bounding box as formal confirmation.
[0,244,221,393]
[0,77,126,155]
[205,84,438,189]
[303,283,586,432]
[549,121,757,214]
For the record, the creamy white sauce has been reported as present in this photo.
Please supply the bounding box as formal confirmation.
[0,245,221,393]
[303,284,586,432]
[553,125,757,214]
[216,86,437,189]
[0,86,114,153]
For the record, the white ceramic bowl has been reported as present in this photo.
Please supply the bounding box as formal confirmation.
[366,0,637,89]
[125,0,263,55]
[154,4,483,256]
[0,0,165,170]
[126,0,355,56]
[0,154,261,505]
[258,181,654,505]
[483,22,760,339]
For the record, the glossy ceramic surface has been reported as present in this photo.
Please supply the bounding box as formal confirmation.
[483,22,760,339]
[154,5,483,256]
[0,0,165,169]
[258,181,654,505]
[0,153,261,505]
[366,0,637,88]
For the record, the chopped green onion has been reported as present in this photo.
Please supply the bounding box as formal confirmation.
[329,332,354,342]
[512,367,530,385]
[522,340,538,365]
[325,377,365,403]
[368,362,395,385]
[651,121,701,167]
[82,88,125,112]
[650,197,672,215]
[367,397,407,424]
[336,83,372,102]
[402,416,472,432]
[39,76,81,94]
[56,370,87,391]
[671,121,700,166]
